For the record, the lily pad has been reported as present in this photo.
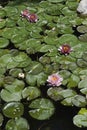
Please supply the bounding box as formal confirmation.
[58,34,78,46]
[5,117,30,130]
[0,9,6,18]
[3,102,24,118]
[0,19,6,29]
[29,98,55,120]
[71,95,87,107]
[77,25,87,33]
[47,0,65,3]
[78,78,87,89]
[22,86,41,100]
[0,37,9,48]
[73,114,87,128]
[47,87,63,101]
[0,113,3,127]
[1,79,25,102]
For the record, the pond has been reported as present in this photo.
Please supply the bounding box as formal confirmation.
[0,0,87,130]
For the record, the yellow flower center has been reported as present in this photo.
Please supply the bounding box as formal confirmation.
[52,76,58,81]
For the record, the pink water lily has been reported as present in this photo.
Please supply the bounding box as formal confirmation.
[21,9,30,18]
[27,13,38,23]
[47,73,63,87]
[58,44,73,55]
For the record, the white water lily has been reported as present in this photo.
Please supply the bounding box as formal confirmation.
[77,0,87,15]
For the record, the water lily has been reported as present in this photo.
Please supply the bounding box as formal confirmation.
[21,10,30,18]
[47,73,63,86]
[58,44,73,55]
[27,13,38,23]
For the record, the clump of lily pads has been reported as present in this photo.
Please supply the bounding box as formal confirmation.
[0,0,87,129]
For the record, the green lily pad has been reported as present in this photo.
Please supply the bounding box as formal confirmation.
[39,56,51,65]
[77,59,87,68]
[0,38,9,48]
[82,51,87,62]
[36,72,47,86]
[12,52,28,62]
[5,117,30,130]
[22,86,41,100]
[45,5,61,16]
[6,18,16,27]
[0,19,6,29]
[39,45,56,52]
[71,95,87,107]
[61,97,73,106]
[3,102,24,118]
[62,7,75,16]
[9,68,23,78]
[59,70,71,79]
[0,113,3,127]
[59,89,77,98]
[4,6,18,17]
[58,34,78,46]
[79,33,87,42]
[26,74,37,86]
[43,36,59,45]
[67,74,80,88]
[29,98,55,120]
[28,62,43,75]
[73,114,87,128]
[78,78,87,89]
[1,79,25,102]
[0,9,6,18]
[47,0,65,3]
[66,1,78,10]
[77,25,87,33]
[47,87,63,101]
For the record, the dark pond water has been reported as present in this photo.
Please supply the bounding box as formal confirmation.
[27,103,87,130]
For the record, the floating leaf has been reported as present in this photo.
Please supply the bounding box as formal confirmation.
[1,79,25,102]
[58,34,78,46]
[59,89,77,98]
[47,87,63,101]
[0,19,6,29]
[0,38,9,48]
[39,45,56,53]
[77,25,87,33]
[77,59,87,68]
[47,0,65,3]
[67,74,80,88]
[61,97,73,106]
[0,113,3,127]
[78,78,87,89]
[5,117,30,130]
[22,86,41,100]
[82,51,87,62]
[29,98,55,120]
[3,102,24,118]
[0,9,6,18]
[73,114,87,128]
[71,95,87,107]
